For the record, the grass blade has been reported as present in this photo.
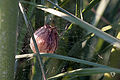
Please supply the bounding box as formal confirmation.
[82,0,100,14]
[40,53,106,67]
[19,2,47,80]
[48,68,118,80]
[92,0,110,26]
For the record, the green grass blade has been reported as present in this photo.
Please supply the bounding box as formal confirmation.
[19,2,47,80]
[48,68,119,80]
[82,0,100,14]
[92,0,110,26]
[40,53,106,67]
[40,53,120,73]
[59,0,69,8]
[16,53,110,68]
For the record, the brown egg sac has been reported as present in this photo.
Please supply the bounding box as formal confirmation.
[30,25,58,53]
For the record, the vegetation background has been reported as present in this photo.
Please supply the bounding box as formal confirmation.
[0,0,120,80]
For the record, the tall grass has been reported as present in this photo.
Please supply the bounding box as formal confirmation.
[16,0,120,80]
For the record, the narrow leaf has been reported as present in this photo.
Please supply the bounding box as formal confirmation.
[48,68,119,80]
